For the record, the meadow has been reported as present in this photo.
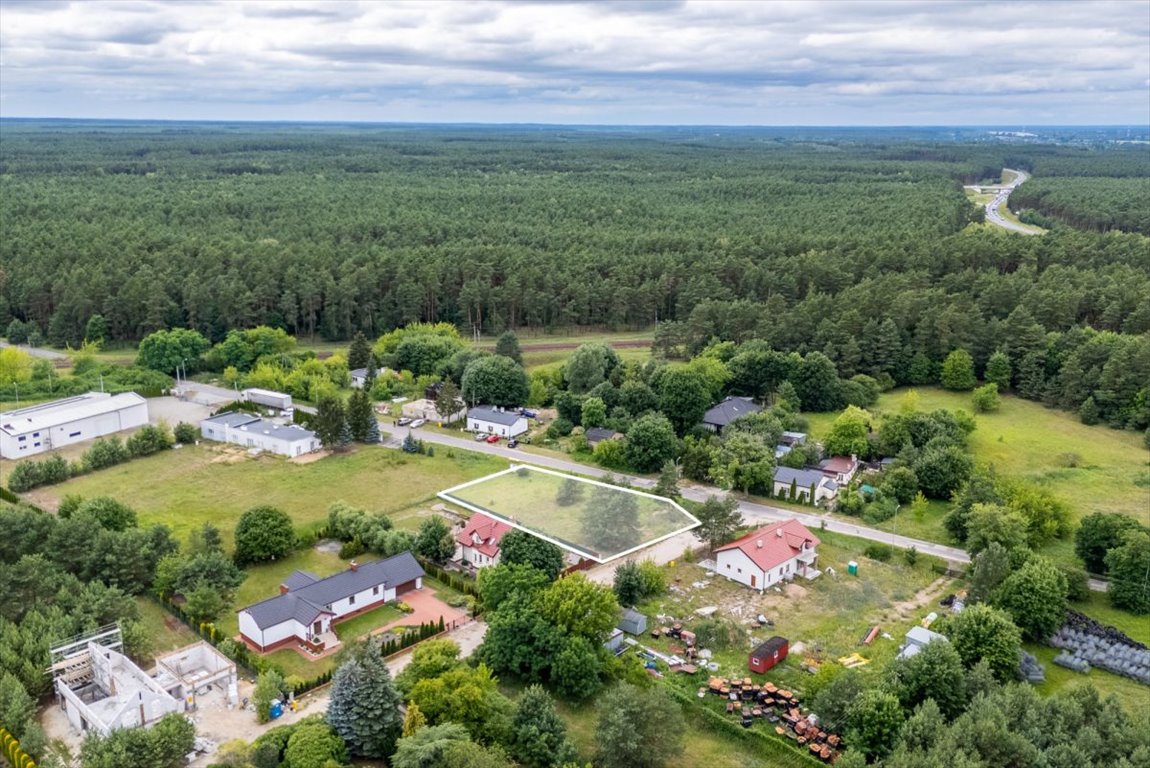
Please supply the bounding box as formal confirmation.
[802,387,1149,566]
[33,442,506,546]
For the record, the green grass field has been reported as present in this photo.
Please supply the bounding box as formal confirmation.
[441,466,696,560]
[33,443,506,546]
[802,387,1149,565]
[135,596,199,665]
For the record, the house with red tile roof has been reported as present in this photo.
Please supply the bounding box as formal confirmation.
[453,512,513,569]
[713,520,820,592]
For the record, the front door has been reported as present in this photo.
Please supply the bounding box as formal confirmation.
[751,574,757,588]
[313,621,322,635]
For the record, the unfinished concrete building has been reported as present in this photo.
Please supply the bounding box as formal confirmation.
[50,626,181,736]
[154,642,238,710]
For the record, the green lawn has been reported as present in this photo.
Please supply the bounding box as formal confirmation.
[442,466,695,559]
[34,442,506,547]
[802,387,1149,565]
[334,604,405,642]
[499,679,785,768]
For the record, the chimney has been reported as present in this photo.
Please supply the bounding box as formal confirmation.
[349,560,358,572]
[279,583,289,595]
[776,528,784,538]
[756,539,763,549]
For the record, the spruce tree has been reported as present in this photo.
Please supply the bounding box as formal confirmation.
[510,684,579,768]
[327,641,404,759]
[348,332,372,372]
[314,396,347,450]
[654,460,680,498]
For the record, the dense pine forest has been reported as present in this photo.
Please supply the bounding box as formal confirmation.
[1,122,1148,427]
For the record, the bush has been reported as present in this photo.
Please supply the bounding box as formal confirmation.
[971,383,1000,413]
[693,618,741,650]
[174,422,199,444]
[82,436,130,471]
[863,543,893,562]
[6,461,42,493]
[126,424,174,457]
[547,418,574,438]
[339,539,365,560]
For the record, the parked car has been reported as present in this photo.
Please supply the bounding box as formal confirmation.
[396,417,412,427]
[409,419,426,429]
[520,409,537,418]
[485,434,500,444]
[508,439,519,448]
[474,432,489,442]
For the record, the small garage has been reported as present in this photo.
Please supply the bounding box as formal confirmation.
[749,636,789,674]
[618,608,647,636]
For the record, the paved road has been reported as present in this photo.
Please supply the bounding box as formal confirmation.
[984,168,1041,235]
[0,341,68,362]
[390,426,1109,591]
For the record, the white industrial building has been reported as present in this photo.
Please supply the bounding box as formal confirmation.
[200,412,319,457]
[0,392,149,459]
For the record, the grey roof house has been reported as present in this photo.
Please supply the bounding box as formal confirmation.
[200,412,319,457]
[702,396,762,432]
[585,427,621,447]
[467,406,528,438]
[773,466,839,504]
[238,551,424,652]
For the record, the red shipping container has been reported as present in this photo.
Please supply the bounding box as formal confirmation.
[749,636,789,674]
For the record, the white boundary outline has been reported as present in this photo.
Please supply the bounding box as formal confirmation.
[438,464,701,564]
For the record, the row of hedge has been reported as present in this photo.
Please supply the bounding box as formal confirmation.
[380,618,447,658]
[0,727,37,768]
[418,558,481,599]
[7,425,178,492]
[663,684,823,767]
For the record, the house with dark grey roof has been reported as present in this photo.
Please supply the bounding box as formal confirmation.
[701,396,762,432]
[200,412,319,457]
[467,406,528,438]
[773,466,838,505]
[237,551,424,652]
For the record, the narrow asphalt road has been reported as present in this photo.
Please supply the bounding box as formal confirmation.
[984,168,1041,235]
[383,425,1109,592]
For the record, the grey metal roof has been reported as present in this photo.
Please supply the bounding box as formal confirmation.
[773,466,829,488]
[203,412,260,428]
[240,552,425,630]
[622,608,645,623]
[780,431,807,446]
[703,397,762,427]
[254,421,316,442]
[468,406,524,427]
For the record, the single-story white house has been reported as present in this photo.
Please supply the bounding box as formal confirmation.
[238,552,425,653]
[200,412,319,457]
[402,398,466,424]
[454,512,513,569]
[714,519,821,592]
[773,466,838,504]
[0,391,149,459]
[467,406,528,438]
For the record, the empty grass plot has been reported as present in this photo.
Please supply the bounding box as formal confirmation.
[439,465,699,563]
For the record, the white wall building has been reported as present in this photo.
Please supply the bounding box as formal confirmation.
[466,406,528,438]
[714,519,821,592]
[772,466,839,504]
[238,552,425,652]
[453,512,513,569]
[0,392,149,459]
[53,641,181,736]
[200,412,319,457]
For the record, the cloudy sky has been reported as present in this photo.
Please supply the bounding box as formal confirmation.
[1,0,1147,125]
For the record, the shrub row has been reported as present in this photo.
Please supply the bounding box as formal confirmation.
[1,727,37,768]
[418,558,481,599]
[380,618,447,658]
[7,425,176,493]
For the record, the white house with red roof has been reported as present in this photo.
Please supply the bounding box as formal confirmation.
[454,512,513,569]
[713,520,821,592]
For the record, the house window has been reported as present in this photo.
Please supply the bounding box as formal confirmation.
[32,432,40,438]
[69,431,81,437]
[725,563,730,570]
[737,568,742,574]
[349,595,356,606]
[33,442,40,448]
[373,586,379,596]
[17,436,25,442]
